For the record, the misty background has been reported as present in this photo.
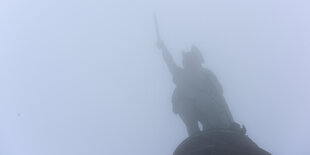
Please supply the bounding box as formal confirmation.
[1,0,309,155]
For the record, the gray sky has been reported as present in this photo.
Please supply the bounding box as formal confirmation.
[1,0,309,154]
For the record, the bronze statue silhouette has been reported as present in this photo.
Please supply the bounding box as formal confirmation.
[154,16,271,155]
[157,41,234,136]
[154,15,235,136]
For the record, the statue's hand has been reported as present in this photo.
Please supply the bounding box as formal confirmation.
[156,40,167,51]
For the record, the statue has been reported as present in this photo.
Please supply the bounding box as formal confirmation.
[154,15,271,155]
[154,14,235,136]
[157,41,234,136]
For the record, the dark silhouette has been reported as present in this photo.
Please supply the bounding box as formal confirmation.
[156,40,234,136]
[154,15,271,154]
[173,130,271,155]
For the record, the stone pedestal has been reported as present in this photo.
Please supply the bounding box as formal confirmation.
[174,129,271,155]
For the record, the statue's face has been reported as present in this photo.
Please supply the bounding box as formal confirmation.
[182,53,201,69]
[182,46,204,69]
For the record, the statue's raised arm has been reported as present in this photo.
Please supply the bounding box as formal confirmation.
[154,14,181,75]
[156,40,181,75]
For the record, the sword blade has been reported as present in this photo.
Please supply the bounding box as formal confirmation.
[154,13,161,41]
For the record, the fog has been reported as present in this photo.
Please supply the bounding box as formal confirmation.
[1,0,309,155]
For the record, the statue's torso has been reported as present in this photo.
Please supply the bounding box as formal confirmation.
[172,68,228,114]
[173,68,221,100]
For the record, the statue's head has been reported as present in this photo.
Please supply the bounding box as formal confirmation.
[182,45,204,69]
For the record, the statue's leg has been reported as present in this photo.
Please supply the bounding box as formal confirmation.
[196,97,231,130]
[178,103,200,136]
[202,104,232,130]
[194,97,213,130]
[199,116,210,131]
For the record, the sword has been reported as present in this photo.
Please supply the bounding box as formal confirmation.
[154,13,161,42]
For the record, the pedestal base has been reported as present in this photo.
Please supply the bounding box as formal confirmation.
[174,130,271,155]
